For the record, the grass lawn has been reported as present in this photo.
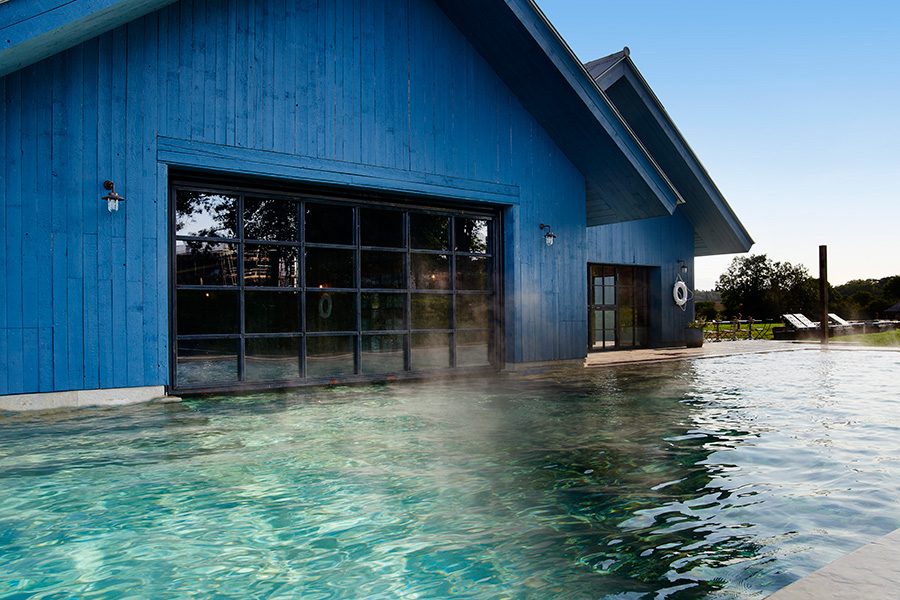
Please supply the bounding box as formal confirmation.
[836,329,900,347]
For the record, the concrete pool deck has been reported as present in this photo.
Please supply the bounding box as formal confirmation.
[586,339,900,600]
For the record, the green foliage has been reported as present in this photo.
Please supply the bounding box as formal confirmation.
[831,275,900,320]
[695,300,719,321]
[714,254,817,320]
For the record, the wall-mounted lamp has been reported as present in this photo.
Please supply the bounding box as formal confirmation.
[540,223,557,246]
[676,259,688,275]
[102,180,125,212]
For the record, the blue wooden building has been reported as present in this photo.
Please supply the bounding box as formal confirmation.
[0,0,751,406]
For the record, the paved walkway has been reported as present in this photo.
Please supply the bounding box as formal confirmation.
[585,339,900,600]
[584,339,800,368]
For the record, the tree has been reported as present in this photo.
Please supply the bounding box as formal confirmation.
[715,254,817,320]
[695,301,719,321]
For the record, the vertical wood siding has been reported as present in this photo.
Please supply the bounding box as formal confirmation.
[587,211,696,346]
[0,0,590,395]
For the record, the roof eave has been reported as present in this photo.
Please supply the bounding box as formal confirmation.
[0,0,178,78]
[593,54,753,255]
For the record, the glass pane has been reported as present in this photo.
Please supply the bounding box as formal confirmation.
[457,294,489,329]
[306,292,355,332]
[620,327,635,348]
[177,290,238,335]
[244,245,299,288]
[245,337,301,381]
[305,203,354,245]
[410,254,449,290]
[604,285,616,306]
[306,248,354,289]
[456,256,489,290]
[360,251,404,289]
[361,293,405,331]
[360,208,403,248]
[245,291,300,333]
[361,334,404,373]
[175,191,237,238]
[411,294,450,330]
[243,197,299,241]
[454,218,488,254]
[175,241,239,286]
[411,333,450,370]
[410,214,449,250]
[306,336,355,377]
[456,331,489,367]
[177,338,239,385]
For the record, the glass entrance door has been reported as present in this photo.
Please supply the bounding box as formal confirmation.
[588,264,650,350]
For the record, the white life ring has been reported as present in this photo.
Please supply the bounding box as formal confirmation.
[318,293,333,319]
[673,281,688,306]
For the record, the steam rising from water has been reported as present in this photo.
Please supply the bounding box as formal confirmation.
[1,349,899,599]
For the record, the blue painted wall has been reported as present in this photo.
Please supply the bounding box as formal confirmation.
[0,0,589,395]
[586,209,696,346]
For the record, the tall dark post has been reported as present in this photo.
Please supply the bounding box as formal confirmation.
[819,245,829,345]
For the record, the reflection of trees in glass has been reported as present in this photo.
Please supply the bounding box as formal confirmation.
[410,214,449,250]
[244,197,299,242]
[176,191,237,238]
[411,295,450,329]
[455,218,488,254]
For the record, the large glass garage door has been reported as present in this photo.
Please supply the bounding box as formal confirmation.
[588,264,650,350]
[172,180,500,392]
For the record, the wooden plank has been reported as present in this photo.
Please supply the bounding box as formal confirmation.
[110,25,128,389]
[66,44,85,390]
[224,0,236,146]
[142,11,161,386]
[157,137,521,203]
[321,0,335,159]
[213,0,227,147]
[261,0,275,150]
[358,0,375,165]
[96,30,114,389]
[253,0,266,149]
[344,0,361,163]
[190,0,204,141]
[47,53,70,390]
[155,163,169,386]
[7,329,24,394]
[232,0,248,147]
[404,0,424,172]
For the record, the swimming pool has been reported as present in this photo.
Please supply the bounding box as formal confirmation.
[2,349,899,599]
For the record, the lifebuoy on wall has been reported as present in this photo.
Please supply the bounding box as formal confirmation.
[318,293,333,319]
[673,280,688,307]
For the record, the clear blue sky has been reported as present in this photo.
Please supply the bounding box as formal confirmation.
[538,0,900,289]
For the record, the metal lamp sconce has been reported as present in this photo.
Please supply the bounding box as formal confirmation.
[102,180,125,212]
[677,259,688,275]
[540,223,557,246]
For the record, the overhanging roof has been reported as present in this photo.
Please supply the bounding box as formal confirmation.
[587,48,754,256]
[3,0,691,229]
[0,0,177,78]
[433,0,682,225]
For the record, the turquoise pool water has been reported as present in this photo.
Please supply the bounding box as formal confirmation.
[2,349,900,599]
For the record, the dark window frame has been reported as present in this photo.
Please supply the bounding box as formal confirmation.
[170,175,503,393]
[588,263,650,351]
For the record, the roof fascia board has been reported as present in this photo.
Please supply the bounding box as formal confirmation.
[0,0,178,77]
[594,56,753,254]
[511,0,683,212]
